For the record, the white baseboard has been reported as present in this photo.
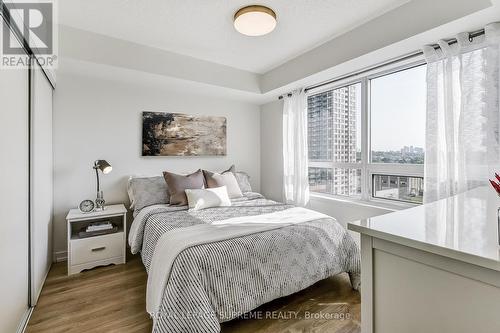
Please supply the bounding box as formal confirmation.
[53,251,67,263]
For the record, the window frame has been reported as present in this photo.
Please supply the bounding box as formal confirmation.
[306,59,426,207]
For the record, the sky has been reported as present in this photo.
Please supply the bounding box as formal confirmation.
[370,65,426,151]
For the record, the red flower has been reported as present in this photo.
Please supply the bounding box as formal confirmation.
[489,179,500,195]
[495,173,500,183]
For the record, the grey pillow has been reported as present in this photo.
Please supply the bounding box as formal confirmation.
[203,170,243,198]
[127,176,170,211]
[221,165,252,193]
[233,171,252,193]
[163,169,205,206]
[224,165,236,173]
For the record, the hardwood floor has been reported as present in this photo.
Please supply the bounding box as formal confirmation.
[26,256,360,333]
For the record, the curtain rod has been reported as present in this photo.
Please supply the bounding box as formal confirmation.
[278,28,485,99]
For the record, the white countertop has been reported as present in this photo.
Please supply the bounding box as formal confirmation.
[348,186,500,272]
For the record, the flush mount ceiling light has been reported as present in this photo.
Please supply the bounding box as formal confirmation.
[234,5,277,37]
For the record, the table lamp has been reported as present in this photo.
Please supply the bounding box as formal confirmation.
[93,160,112,210]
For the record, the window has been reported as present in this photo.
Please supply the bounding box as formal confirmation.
[308,83,361,197]
[309,167,361,196]
[370,65,426,164]
[307,62,426,204]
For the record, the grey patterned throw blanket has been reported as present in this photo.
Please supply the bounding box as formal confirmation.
[128,193,361,333]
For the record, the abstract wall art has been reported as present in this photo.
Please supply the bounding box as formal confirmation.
[142,112,227,156]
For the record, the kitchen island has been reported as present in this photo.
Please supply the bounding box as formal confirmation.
[348,186,500,333]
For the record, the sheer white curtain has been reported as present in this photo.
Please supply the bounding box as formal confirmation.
[282,89,309,206]
[423,23,500,203]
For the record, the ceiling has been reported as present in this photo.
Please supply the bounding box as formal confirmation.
[59,0,409,74]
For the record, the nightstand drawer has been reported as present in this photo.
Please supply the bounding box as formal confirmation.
[71,232,123,265]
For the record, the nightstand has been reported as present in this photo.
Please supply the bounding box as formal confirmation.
[66,204,127,275]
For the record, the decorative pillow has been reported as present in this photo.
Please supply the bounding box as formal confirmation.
[163,169,205,206]
[219,164,252,193]
[223,165,236,173]
[127,176,169,211]
[185,186,231,211]
[203,170,243,198]
[233,171,252,193]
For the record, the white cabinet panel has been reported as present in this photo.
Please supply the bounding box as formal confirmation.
[373,248,500,333]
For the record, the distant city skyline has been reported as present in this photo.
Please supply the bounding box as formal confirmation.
[372,145,424,164]
[370,145,424,153]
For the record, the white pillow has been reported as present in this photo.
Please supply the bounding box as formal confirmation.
[185,186,232,211]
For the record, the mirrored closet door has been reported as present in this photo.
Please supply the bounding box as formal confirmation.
[0,9,54,331]
[30,59,54,306]
[0,42,31,333]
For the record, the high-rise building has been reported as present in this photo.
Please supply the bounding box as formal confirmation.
[308,86,359,196]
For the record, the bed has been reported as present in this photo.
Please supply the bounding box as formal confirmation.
[128,191,361,333]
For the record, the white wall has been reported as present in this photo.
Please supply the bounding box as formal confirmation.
[259,100,392,227]
[53,73,261,255]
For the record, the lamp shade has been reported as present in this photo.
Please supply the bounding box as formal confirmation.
[95,160,112,174]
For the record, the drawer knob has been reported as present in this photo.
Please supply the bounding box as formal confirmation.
[91,246,106,252]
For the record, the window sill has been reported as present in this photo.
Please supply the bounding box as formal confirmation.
[309,192,420,212]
